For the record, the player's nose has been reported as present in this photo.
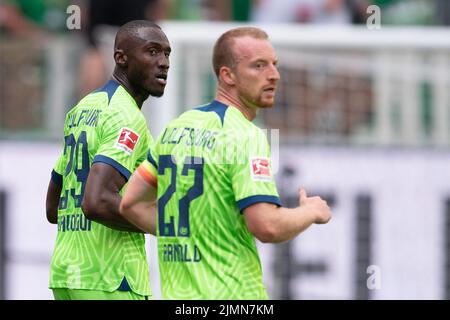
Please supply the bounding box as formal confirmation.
[268,64,280,81]
[158,54,170,70]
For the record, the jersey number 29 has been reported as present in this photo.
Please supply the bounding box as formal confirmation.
[58,131,89,209]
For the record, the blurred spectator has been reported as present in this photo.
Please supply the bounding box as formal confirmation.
[0,0,69,38]
[0,38,46,131]
[251,0,305,23]
[165,0,203,20]
[0,0,71,131]
[85,0,168,46]
[0,1,41,38]
[373,0,436,25]
[163,0,253,22]
[250,0,445,27]
[435,0,450,25]
[251,0,352,24]
[347,0,371,24]
[204,0,253,21]
[314,0,351,24]
[0,0,69,37]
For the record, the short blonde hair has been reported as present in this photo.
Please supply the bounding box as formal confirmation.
[212,27,268,78]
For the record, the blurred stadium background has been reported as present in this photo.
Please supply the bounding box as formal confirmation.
[0,0,449,299]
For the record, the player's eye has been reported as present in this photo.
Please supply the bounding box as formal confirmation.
[255,62,265,69]
[164,51,171,58]
[149,48,158,55]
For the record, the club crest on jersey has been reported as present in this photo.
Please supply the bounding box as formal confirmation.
[250,157,272,182]
[115,128,139,155]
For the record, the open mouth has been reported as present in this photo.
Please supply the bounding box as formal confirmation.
[263,87,275,93]
[156,73,167,85]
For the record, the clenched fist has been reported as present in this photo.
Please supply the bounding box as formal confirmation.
[299,188,332,224]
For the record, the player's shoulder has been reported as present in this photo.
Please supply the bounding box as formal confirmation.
[171,100,260,132]
[221,104,262,134]
[92,79,122,105]
[173,100,230,129]
[108,88,139,113]
[87,79,138,114]
[80,80,120,107]
[224,108,266,138]
[62,83,113,124]
[99,86,146,125]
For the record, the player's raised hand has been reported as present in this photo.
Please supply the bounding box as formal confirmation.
[299,187,308,206]
[298,188,332,224]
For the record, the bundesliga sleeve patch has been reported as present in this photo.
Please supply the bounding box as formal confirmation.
[250,157,272,182]
[115,127,140,155]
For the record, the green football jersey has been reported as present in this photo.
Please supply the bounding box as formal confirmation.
[49,79,152,296]
[145,100,281,299]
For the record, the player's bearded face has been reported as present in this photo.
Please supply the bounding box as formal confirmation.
[233,38,280,109]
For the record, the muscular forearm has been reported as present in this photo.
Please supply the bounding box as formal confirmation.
[46,201,59,225]
[82,193,145,233]
[119,201,156,235]
[119,169,158,235]
[46,180,61,224]
[245,203,317,244]
[269,206,316,243]
[245,189,331,244]
[82,162,148,232]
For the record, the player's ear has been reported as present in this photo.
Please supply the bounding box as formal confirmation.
[114,49,128,67]
[220,66,235,86]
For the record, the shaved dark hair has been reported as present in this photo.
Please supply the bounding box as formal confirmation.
[114,20,162,50]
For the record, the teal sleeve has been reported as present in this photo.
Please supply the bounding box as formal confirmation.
[52,124,68,186]
[146,140,158,170]
[51,152,65,187]
[138,141,159,181]
[53,151,65,176]
[139,136,158,177]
